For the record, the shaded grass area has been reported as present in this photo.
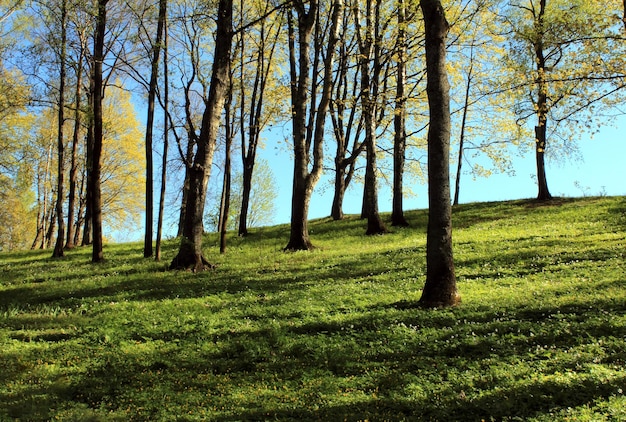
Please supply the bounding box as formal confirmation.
[1,196,625,421]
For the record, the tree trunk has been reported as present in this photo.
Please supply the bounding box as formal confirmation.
[170,0,232,271]
[418,0,459,308]
[392,0,409,227]
[237,6,277,237]
[52,0,67,258]
[285,0,342,250]
[65,43,84,250]
[81,108,93,247]
[155,10,169,262]
[533,0,552,201]
[177,139,194,237]
[356,0,386,235]
[91,0,108,263]
[329,27,364,221]
[453,45,474,207]
[219,88,233,253]
[143,0,166,258]
[331,158,346,220]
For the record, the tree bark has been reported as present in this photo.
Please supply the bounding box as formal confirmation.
[285,0,343,250]
[90,0,108,263]
[65,40,84,250]
[392,0,409,227]
[355,0,386,235]
[219,88,233,253]
[81,93,93,247]
[533,0,552,201]
[155,9,168,262]
[52,0,67,258]
[453,44,474,207]
[143,0,166,258]
[418,0,459,308]
[170,0,232,271]
[329,26,364,221]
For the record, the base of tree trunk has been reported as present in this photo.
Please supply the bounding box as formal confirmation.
[366,217,388,235]
[169,252,214,272]
[391,215,409,227]
[536,192,553,201]
[284,239,314,252]
[418,291,461,308]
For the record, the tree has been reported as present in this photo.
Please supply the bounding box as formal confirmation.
[52,0,68,258]
[90,0,108,262]
[155,10,169,262]
[500,0,626,200]
[285,0,343,250]
[236,0,284,237]
[418,0,459,308]
[142,0,166,258]
[391,0,409,226]
[328,11,364,221]
[207,159,277,233]
[353,0,387,235]
[169,0,233,271]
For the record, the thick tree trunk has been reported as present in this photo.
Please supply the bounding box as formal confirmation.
[170,0,232,270]
[363,131,386,235]
[392,0,409,227]
[418,0,459,308]
[285,0,342,250]
[91,0,108,263]
[177,139,194,237]
[52,0,67,258]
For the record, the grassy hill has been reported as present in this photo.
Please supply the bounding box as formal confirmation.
[1,196,625,421]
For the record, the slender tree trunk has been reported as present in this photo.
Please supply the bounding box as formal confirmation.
[331,158,346,220]
[144,0,167,258]
[355,0,386,235]
[156,10,169,262]
[74,172,86,246]
[418,0,459,308]
[533,0,552,201]
[52,0,67,258]
[392,0,409,227]
[219,88,233,253]
[91,0,108,263]
[453,45,474,206]
[81,105,93,246]
[65,46,84,249]
[329,29,364,221]
[237,4,278,237]
[170,0,232,271]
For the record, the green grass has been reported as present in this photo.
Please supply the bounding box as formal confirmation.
[1,196,625,421]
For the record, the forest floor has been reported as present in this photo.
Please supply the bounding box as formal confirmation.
[1,196,625,421]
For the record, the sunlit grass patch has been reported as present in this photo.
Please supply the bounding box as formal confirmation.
[0,196,624,420]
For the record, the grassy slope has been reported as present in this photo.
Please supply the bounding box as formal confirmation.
[0,196,625,421]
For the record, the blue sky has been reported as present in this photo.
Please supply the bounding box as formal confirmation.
[259,115,625,227]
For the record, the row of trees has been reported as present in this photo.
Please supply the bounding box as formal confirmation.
[1,0,624,306]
